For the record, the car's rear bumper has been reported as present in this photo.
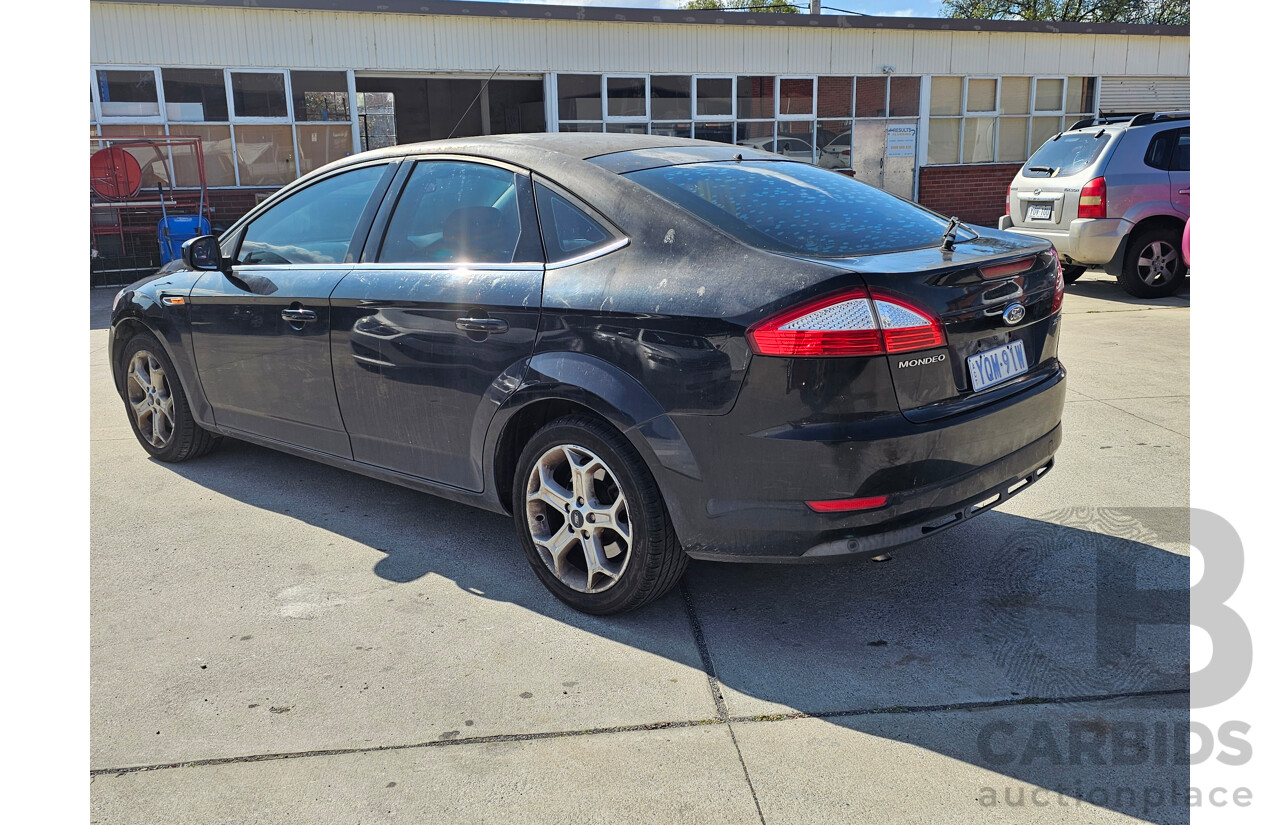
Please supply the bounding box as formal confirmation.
[997,216,1130,267]
[658,362,1066,562]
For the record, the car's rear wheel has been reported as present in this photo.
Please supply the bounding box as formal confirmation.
[1062,264,1087,284]
[120,332,220,462]
[513,414,687,615]
[1119,227,1187,298]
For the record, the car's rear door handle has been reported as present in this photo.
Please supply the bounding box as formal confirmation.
[455,317,509,334]
[281,308,319,323]
[1179,189,1190,195]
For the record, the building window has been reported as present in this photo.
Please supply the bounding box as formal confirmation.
[927,75,1097,166]
[96,69,161,119]
[91,66,358,188]
[552,72,923,185]
[230,71,289,119]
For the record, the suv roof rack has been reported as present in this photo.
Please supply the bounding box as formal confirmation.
[1127,111,1190,127]
[1067,111,1191,131]
[1067,115,1133,130]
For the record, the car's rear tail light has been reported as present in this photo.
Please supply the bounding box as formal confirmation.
[748,288,946,358]
[1078,177,1107,219]
[1005,185,1012,216]
[874,294,947,354]
[1049,248,1065,313]
[806,494,890,513]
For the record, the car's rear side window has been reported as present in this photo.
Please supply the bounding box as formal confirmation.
[1023,132,1111,177]
[624,161,949,258]
[378,160,541,265]
[534,183,615,263]
[1146,128,1190,172]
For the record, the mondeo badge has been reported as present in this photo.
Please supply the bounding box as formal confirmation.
[1002,303,1026,325]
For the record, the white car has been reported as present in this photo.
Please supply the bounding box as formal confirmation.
[737,135,814,163]
[818,131,852,169]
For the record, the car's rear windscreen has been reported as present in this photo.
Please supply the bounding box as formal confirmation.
[624,161,949,257]
[1023,132,1112,177]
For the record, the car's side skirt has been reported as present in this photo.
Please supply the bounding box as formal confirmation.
[210,425,510,516]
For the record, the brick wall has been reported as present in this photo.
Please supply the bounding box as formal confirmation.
[917,163,1022,228]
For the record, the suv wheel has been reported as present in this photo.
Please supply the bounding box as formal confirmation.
[1119,227,1187,298]
[513,414,688,615]
[1062,265,1087,284]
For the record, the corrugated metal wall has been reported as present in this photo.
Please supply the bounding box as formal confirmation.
[1099,76,1191,112]
[90,3,1189,77]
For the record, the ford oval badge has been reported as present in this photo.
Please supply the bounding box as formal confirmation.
[1002,303,1026,326]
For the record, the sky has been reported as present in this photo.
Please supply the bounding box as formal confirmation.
[469,0,950,18]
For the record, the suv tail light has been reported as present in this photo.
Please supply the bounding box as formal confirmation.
[1005,184,1012,216]
[747,288,946,358]
[1078,177,1107,219]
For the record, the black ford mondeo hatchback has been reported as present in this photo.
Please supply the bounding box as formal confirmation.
[110,134,1065,614]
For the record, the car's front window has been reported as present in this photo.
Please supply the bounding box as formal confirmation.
[238,165,386,265]
[625,160,950,257]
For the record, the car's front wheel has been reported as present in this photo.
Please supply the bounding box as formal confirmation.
[120,332,220,462]
[513,415,688,615]
[1119,226,1187,298]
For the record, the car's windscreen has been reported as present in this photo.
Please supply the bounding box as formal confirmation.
[624,161,950,257]
[1023,132,1112,177]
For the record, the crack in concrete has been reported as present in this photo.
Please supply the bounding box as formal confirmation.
[88,688,1189,779]
[680,581,766,825]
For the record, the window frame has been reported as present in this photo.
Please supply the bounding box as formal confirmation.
[776,76,818,121]
[92,66,165,124]
[364,155,544,269]
[91,64,361,189]
[229,159,397,269]
[227,68,294,123]
[532,174,630,269]
[693,75,736,120]
[603,74,650,124]
[1032,76,1068,115]
[925,74,1099,167]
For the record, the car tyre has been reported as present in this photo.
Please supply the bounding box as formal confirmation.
[1061,264,1087,284]
[513,414,688,615]
[1119,226,1187,298]
[120,332,220,462]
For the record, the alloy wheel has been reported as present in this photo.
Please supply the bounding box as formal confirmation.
[525,443,633,594]
[126,350,176,449]
[1135,239,1179,287]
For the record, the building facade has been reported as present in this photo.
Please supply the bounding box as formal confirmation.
[90,0,1189,235]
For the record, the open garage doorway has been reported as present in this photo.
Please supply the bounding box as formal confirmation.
[354,75,546,150]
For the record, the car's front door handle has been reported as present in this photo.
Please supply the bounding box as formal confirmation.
[455,317,509,334]
[281,308,319,323]
[1179,189,1190,195]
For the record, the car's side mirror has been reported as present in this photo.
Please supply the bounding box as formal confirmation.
[182,235,223,271]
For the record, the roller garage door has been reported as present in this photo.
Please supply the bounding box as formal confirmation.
[1100,76,1190,114]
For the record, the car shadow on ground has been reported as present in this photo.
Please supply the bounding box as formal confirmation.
[159,436,1190,824]
[1067,270,1190,309]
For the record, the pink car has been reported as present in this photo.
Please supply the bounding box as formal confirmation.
[1181,218,1190,267]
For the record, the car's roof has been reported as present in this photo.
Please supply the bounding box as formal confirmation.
[313,133,785,184]
[342,132,746,165]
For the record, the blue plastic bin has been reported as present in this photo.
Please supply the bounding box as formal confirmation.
[158,215,212,265]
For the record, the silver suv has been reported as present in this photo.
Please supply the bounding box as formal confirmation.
[998,112,1189,298]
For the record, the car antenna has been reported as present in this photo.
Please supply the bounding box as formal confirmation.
[941,216,961,251]
[447,65,500,140]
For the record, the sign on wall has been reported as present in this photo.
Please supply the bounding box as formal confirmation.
[887,124,917,158]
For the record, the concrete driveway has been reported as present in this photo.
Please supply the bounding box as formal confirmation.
[90,270,1190,824]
